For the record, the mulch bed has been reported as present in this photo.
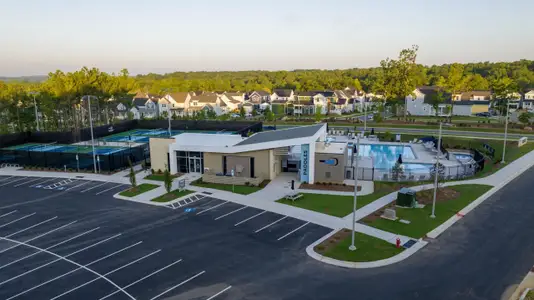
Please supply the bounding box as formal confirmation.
[361,187,460,224]
[314,229,351,254]
[300,183,361,192]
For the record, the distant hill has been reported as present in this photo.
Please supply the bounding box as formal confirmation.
[0,75,48,83]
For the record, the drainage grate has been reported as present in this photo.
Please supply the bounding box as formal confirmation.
[403,239,417,249]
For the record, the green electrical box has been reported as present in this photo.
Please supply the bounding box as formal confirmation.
[397,188,417,208]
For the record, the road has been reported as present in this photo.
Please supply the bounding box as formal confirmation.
[1,169,534,299]
[274,124,534,140]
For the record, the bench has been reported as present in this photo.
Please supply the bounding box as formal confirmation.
[285,193,303,201]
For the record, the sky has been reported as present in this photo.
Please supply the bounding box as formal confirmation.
[1,0,533,76]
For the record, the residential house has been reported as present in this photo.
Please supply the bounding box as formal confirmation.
[113,102,129,120]
[312,91,336,114]
[525,89,534,100]
[131,93,159,119]
[294,91,315,115]
[240,102,254,114]
[164,92,193,117]
[523,89,534,110]
[219,94,242,112]
[406,86,490,116]
[458,90,492,101]
[223,92,246,103]
[248,90,271,104]
[187,95,224,116]
[271,89,295,102]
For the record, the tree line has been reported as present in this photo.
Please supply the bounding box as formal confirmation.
[1,46,533,133]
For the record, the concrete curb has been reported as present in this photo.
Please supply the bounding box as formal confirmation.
[519,288,532,300]
[113,193,168,207]
[305,229,428,269]
[0,169,129,184]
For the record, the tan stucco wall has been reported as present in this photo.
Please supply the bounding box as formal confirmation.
[149,138,174,172]
[204,149,274,180]
[314,152,347,183]
[471,104,489,113]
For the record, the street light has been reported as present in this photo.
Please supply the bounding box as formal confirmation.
[349,136,361,251]
[162,88,173,136]
[29,91,40,132]
[83,95,98,173]
[430,122,443,219]
[502,99,511,164]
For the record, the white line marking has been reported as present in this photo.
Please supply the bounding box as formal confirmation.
[5,216,57,238]
[149,271,206,300]
[31,177,58,186]
[95,184,126,195]
[0,213,36,229]
[0,177,27,187]
[0,176,14,182]
[98,259,183,300]
[215,206,246,220]
[80,182,108,193]
[196,201,228,215]
[0,226,100,270]
[0,221,77,254]
[51,248,158,300]
[234,211,267,226]
[9,241,143,300]
[0,210,17,219]
[254,216,288,233]
[64,181,91,191]
[0,233,122,288]
[206,286,232,300]
[13,177,43,187]
[277,222,310,241]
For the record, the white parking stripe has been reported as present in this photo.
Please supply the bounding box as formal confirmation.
[13,177,43,187]
[0,177,27,187]
[0,210,17,219]
[9,241,143,300]
[5,216,57,238]
[31,177,58,186]
[196,201,228,215]
[149,271,206,300]
[0,233,122,287]
[0,176,14,182]
[254,216,288,233]
[215,206,246,220]
[206,286,232,300]
[80,182,108,193]
[98,259,183,300]
[95,184,126,195]
[277,222,310,241]
[0,221,77,254]
[234,211,267,226]
[49,249,161,300]
[0,227,100,271]
[0,213,36,229]
[64,180,91,191]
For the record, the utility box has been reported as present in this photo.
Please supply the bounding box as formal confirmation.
[397,188,417,208]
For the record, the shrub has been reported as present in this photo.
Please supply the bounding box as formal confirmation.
[342,183,347,186]
[244,182,250,186]
[151,169,155,174]
[157,169,162,174]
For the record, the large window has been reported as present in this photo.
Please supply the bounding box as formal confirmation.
[176,151,204,173]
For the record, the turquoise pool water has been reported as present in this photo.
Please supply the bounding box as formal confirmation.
[348,143,425,170]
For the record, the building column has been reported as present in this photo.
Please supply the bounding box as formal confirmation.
[300,143,315,184]
[169,149,178,174]
[308,142,316,184]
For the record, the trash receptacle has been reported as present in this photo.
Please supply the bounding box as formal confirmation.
[397,188,416,208]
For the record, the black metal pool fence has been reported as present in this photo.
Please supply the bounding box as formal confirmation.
[0,144,149,173]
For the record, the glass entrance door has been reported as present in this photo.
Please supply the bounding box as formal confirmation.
[188,157,202,173]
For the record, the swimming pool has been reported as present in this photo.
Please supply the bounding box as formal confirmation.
[350,143,417,169]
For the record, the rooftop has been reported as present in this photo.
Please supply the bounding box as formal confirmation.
[315,141,347,154]
[235,124,325,146]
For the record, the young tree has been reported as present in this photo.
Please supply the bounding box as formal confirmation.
[394,45,419,120]
[264,106,274,122]
[163,166,172,194]
[391,162,404,181]
[206,109,217,119]
[518,112,531,124]
[314,105,323,122]
[129,162,137,188]
[491,76,516,118]
[251,107,258,117]
[438,63,466,121]
[239,105,246,118]
[427,90,447,117]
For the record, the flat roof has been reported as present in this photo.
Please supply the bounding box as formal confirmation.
[315,142,347,154]
[235,124,325,146]
[172,133,244,147]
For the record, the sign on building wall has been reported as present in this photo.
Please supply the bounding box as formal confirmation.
[300,144,310,183]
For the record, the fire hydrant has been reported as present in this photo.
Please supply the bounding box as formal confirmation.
[396,237,401,248]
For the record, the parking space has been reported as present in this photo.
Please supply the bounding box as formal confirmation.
[0,176,130,197]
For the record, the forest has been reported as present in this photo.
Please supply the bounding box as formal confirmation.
[0,45,533,134]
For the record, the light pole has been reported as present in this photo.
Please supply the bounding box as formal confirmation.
[502,99,510,164]
[349,136,360,251]
[29,91,40,132]
[84,95,97,173]
[363,100,367,131]
[162,89,173,136]
[430,122,443,219]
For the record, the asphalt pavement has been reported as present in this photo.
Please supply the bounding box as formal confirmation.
[1,168,534,300]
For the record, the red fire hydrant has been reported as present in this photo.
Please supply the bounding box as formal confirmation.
[396,237,401,248]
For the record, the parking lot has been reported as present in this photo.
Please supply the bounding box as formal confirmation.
[0,175,130,197]
[0,175,332,300]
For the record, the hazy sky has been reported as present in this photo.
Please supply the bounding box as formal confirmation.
[1,0,533,76]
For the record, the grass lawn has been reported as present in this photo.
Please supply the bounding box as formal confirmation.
[525,290,534,300]
[316,229,404,262]
[276,182,422,217]
[363,184,492,239]
[191,180,267,195]
[119,183,159,197]
[151,189,194,202]
[144,173,179,181]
